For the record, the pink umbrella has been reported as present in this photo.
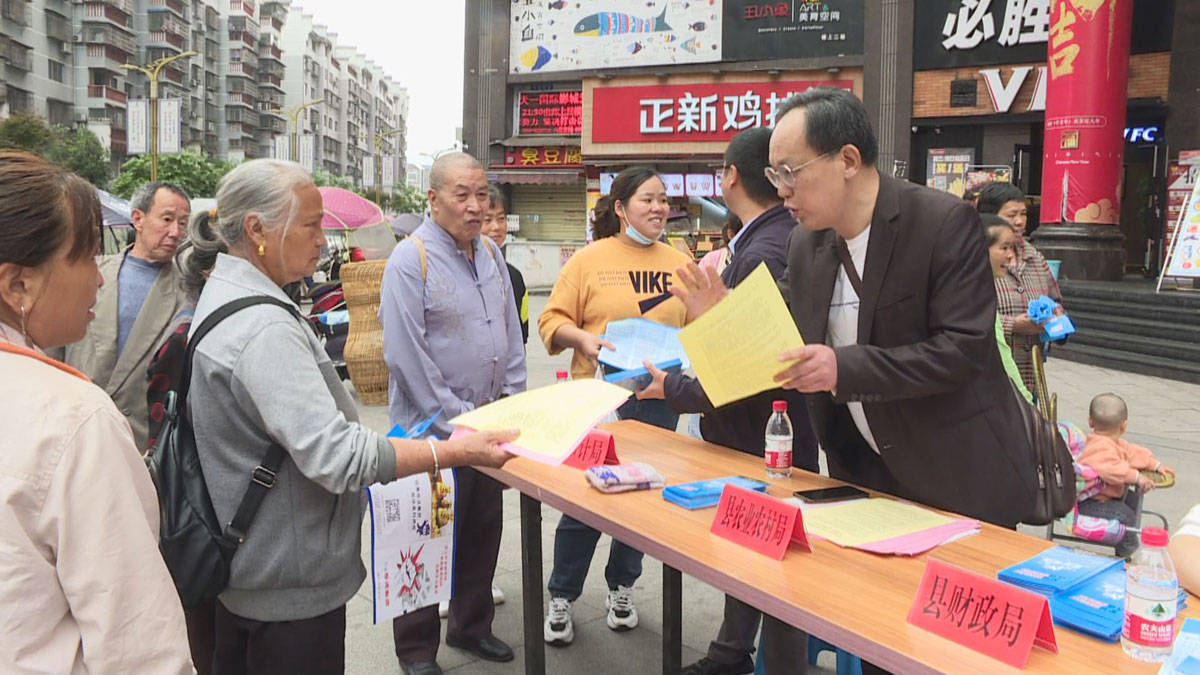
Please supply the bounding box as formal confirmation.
[319,187,385,230]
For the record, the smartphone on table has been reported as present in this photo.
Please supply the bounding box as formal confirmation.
[792,486,869,503]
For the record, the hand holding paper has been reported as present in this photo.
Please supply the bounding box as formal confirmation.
[774,344,839,393]
[677,263,806,407]
[449,379,631,465]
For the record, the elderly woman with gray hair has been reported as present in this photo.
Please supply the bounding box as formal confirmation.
[182,159,516,673]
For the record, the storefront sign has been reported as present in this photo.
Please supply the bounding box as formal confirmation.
[518,90,583,136]
[916,0,1172,70]
[979,65,1045,112]
[1040,0,1133,225]
[503,146,584,168]
[660,173,685,197]
[591,79,854,144]
[1123,126,1160,144]
[721,0,863,61]
[509,2,721,74]
[685,173,715,198]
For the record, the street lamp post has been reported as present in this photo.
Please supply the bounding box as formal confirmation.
[370,129,403,206]
[122,50,197,181]
[268,98,323,166]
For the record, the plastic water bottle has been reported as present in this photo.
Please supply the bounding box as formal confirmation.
[556,370,569,383]
[764,400,793,479]
[1122,527,1178,662]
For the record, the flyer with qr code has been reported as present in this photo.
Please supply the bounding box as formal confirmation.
[365,469,456,624]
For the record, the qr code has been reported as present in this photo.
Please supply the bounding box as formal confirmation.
[384,498,402,523]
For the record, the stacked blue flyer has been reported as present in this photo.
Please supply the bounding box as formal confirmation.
[662,475,769,510]
[998,545,1124,597]
[999,546,1126,641]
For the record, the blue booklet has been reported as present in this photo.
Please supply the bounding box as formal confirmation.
[998,545,1124,597]
[604,358,683,392]
[1049,566,1126,642]
[662,475,769,510]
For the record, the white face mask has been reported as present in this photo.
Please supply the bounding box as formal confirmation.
[623,220,657,246]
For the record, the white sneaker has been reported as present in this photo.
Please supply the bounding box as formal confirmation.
[543,597,574,645]
[605,585,638,631]
[438,600,448,619]
[492,584,505,605]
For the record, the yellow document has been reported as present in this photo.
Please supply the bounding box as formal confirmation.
[677,263,805,407]
[449,379,631,465]
[800,498,954,547]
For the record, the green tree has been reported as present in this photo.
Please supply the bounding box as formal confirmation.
[0,116,110,186]
[313,169,355,190]
[383,184,428,214]
[47,127,111,187]
[110,150,235,199]
[0,115,56,155]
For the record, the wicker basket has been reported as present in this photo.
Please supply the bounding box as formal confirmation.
[339,260,389,406]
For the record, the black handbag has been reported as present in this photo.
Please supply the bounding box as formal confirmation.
[150,296,295,609]
[1010,381,1076,526]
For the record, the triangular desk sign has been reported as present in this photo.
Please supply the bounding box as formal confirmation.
[710,484,811,559]
[907,558,1058,669]
[563,429,620,469]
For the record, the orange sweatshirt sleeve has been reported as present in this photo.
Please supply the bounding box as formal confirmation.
[538,254,582,357]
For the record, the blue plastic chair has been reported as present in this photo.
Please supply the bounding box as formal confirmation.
[752,634,862,675]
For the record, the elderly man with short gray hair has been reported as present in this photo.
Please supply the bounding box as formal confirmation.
[61,181,192,452]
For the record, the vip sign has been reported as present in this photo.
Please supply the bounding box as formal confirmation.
[979,65,1045,113]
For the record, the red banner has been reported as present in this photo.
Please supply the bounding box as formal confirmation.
[591,80,855,144]
[1039,0,1133,225]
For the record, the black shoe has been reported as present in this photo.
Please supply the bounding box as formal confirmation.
[402,662,442,675]
[445,633,515,662]
[681,655,755,675]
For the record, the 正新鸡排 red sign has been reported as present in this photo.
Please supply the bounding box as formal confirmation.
[590,80,855,144]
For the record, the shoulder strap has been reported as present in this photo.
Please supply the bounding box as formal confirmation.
[411,235,427,282]
[834,237,865,298]
[180,296,300,399]
[0,341,90,381]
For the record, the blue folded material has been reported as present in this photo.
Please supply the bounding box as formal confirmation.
[998,545,1124,597]
[1048,567,1126,642]
[1027,295,1057,323]
[604,358,683,392]
[386,408,442,439]
[661,475,769,510]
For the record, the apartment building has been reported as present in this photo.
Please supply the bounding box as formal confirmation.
[280,9,405,186]
[1,0,406,186]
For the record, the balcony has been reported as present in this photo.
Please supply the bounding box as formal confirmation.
[88,84,127,105]
[228,0,254,15]
[85,43,130,65]
[257,72,282,90]
[1,39,32,71]
[1,0,30,28]
[82,0,131,27]
[147,30,185,50]
[162,65,184,84]
[228,29,256,48]
[148,0,185,17]
[259,41,282,62]
[45,10,72,41]
[225,91,256,107]
[84,26,136,55]
[227,61,256,78]
[109,128,127,154]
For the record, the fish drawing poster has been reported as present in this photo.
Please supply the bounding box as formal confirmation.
[366,469,456,624]
[510,0,722,74]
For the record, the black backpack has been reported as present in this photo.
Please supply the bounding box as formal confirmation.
[149,296,298,609]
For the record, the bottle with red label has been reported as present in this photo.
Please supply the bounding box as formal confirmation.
[1121,526,1177,662]
[764,400,793,479]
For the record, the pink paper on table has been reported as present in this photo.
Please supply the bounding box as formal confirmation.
[854,518,980,556]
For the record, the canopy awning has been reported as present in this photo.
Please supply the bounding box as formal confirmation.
[485,169,584,185]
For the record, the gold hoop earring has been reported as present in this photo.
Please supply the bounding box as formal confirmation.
[257,243,266,257]
[18,304,27,340]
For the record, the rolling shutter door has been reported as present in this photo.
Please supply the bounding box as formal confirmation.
[510,183,587,241]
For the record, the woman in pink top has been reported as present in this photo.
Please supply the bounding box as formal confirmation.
[0,151,193,673]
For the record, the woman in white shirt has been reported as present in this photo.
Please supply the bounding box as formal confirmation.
[0,150,194,673]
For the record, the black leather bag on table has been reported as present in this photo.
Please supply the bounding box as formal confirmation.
[1010,381,1076,526]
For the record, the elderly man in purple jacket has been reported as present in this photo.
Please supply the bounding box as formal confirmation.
[379,152,526,675]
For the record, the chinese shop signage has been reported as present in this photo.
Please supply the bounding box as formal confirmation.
[503,146,583,168]
[721,0,864,61]
[518,90,583,136]
[907,559,1058,668]
[591,79,855,144]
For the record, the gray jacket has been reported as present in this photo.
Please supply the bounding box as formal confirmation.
[188,253,396,621]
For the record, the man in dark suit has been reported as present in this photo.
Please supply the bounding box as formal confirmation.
[672,88,1036,532]
[639,127,817,675]
[768,87,1035,529]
